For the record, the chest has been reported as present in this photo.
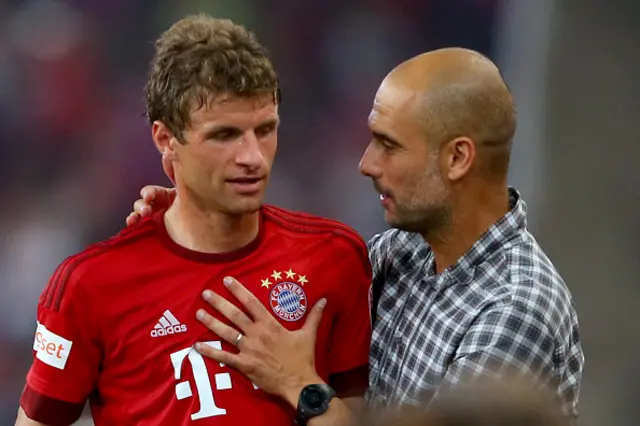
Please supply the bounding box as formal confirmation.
[95,246,339,375]
[369,274,483,404]
[85,250,339,423]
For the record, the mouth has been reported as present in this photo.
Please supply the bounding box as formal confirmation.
[377,190,393,208]
[226,177,265,194]
[373,182,392,202]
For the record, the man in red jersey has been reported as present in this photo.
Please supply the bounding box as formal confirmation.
[16,15,370,426]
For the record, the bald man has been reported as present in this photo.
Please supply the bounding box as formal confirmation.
[127,48,583,422]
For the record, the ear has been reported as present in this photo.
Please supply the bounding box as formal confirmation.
[162,155,176,185]
[151,121,179,162]
[443,136,476,181]
[152,121,179,184]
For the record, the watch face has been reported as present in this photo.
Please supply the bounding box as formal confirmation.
[305,388,325,410]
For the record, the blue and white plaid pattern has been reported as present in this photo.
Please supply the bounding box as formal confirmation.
[365,188,584,421]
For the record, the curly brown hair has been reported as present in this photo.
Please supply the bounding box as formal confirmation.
[145,14,280,141]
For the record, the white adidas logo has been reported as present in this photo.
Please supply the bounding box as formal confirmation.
[151,310,187,338]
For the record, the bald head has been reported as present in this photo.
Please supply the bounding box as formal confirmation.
[386,48,516,179]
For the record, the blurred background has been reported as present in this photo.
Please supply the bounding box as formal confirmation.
[0,0,638,424]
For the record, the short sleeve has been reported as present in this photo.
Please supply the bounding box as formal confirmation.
[327,237,373,397]
[20,256,103,425]
[436,303,555,395]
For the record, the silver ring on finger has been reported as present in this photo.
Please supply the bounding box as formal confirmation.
[234,333,244,347]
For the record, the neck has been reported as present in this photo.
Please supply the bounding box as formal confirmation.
[164,195,260,254]
[423,184,510,274]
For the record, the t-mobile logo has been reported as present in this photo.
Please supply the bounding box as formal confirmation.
[169,341,259,420]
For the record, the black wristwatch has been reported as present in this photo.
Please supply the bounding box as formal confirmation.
[294,384,337,425]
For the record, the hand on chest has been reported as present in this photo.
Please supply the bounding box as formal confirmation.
[144,262,324,347]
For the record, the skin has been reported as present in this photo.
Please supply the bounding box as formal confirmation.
[24,48,517,426]
[156,93,279,254]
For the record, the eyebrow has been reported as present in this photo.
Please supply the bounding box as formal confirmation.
[256,118,280,129]
[202,118,280,139]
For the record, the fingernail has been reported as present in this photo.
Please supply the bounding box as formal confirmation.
[223,277,233,287]
[196,309,206,320]
[194,342,203,351]
[318,298,327,308]
[202,290,213,300]
[141,206,151,216]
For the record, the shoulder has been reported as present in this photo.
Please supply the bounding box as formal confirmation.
[263,204,364,241]
[501,235,575,315]
[263,204,368,263]
[39,220,157,313]
[78,218,158,274]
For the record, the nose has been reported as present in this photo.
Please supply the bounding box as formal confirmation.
[235,131,264,169]
[359,143,382,178]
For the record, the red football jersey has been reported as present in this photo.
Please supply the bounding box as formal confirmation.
[20,206,372,426]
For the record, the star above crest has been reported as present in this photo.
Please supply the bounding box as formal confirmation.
[260,268,308,288]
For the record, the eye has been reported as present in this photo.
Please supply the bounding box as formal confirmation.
[377,139,395,151]
[372,133,399,152]
[255,122,277,138]
[208,128,241,142]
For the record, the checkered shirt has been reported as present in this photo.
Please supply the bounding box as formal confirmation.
[365,188,584,420]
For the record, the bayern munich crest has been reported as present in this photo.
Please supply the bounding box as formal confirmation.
[269,282,307,321]
[260,269,309,322]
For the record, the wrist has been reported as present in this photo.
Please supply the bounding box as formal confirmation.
[283,374,325,409]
